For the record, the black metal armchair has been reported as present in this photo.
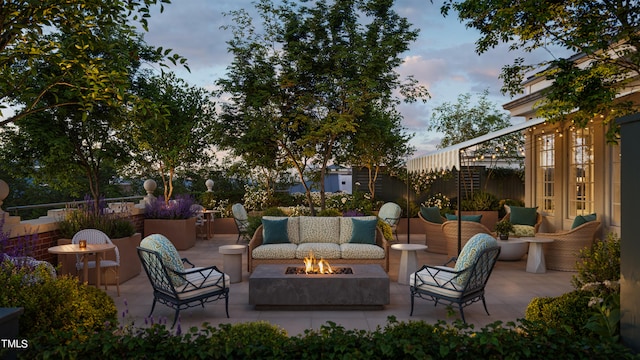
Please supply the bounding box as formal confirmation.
[137,234,229,327]
[409,233,501,323]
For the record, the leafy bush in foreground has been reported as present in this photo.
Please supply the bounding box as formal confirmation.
[0,260,117,341]
[22,318,637,359]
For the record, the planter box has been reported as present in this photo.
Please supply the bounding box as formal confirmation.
[212,217,238,234]
[56,233,142,285]
[144,217,196,250]
[396,218,424,234]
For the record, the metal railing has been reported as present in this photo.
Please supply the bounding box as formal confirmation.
[5,196,145,219]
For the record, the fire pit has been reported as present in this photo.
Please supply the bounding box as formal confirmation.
[285,266,353,275]
[285,252,353,274]
[249,264,390,310]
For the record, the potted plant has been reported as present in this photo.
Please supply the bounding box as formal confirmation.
[458,191,500,230]
[143,194,198,250]
[495,220,514,240]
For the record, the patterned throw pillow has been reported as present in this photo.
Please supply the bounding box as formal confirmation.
[262,218,289,244]
[140,234,185,286]
[453,233,497,284]
[512,225,535,237]
[349,218,378,244]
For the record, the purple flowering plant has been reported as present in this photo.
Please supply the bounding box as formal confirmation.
[144,194,198,220]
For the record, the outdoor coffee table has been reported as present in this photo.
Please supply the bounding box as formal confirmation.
[520,237,554,273]
[391,243,428,285]
[249,264,389,309]
[48,243,115,288]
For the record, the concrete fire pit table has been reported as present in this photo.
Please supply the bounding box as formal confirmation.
[249,264,389,310]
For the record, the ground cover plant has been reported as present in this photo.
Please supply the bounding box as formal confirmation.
[21,317,637,359]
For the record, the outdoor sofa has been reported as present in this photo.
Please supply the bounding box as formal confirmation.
[248,216,389,272]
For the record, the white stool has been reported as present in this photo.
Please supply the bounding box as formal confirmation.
[219,244,246,283]
[391,243,428,285]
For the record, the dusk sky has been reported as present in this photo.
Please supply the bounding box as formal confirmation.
[141,0,567,158]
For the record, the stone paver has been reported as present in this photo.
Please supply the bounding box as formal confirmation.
[108,234,574,336]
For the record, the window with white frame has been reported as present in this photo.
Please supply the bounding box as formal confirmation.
[611,141,621,226]
[536,133,555,215]
[568,127,594,217]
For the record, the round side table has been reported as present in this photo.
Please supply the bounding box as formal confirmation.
[391,243,428,285]
[219,244,246,283]
[496,238,528,261]
[520,237,554,273]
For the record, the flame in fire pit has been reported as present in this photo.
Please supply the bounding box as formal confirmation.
[303,251,333,274]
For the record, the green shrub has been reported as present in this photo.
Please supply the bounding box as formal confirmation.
[0,261,117,341]
[57,208,135,239]
[24,318,637,359]
[316,208,342,217]
[461,190,500,211]
[247,215,266,239]
[572,232,620,290]
[262,207,287,217]
[525,290,592,336]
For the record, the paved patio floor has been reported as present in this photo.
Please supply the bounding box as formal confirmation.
[106,233,574,336]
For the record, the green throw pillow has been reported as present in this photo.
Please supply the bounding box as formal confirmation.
[445,214,483,223]
[510,206,538,226]
[571,213,597,229]
[349,218,377,244]
[262,218,289,244]
[420,206,443,224]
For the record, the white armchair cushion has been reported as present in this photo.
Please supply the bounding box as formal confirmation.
[410,266,463,299]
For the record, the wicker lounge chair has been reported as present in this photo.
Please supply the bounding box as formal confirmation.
[536,221,601,271]
[442,220,495,258]
[417,212,447,254]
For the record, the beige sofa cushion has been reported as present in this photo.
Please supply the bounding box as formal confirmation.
[262,216,301,244]
[339,216,377,244]
[252,243,298,259]
[296,243,341,259]
[299,216,340,243]
[340,243,385,259]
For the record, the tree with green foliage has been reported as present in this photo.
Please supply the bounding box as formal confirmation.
[338,105,415,201]
[0,0,187,127]
[440,0,640,141]
[130,71,215,203]
[216,0,427,213]
[428,90,523,195]
[0,27,161,211]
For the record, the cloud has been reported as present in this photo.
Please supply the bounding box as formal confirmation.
[139,0,565,157]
